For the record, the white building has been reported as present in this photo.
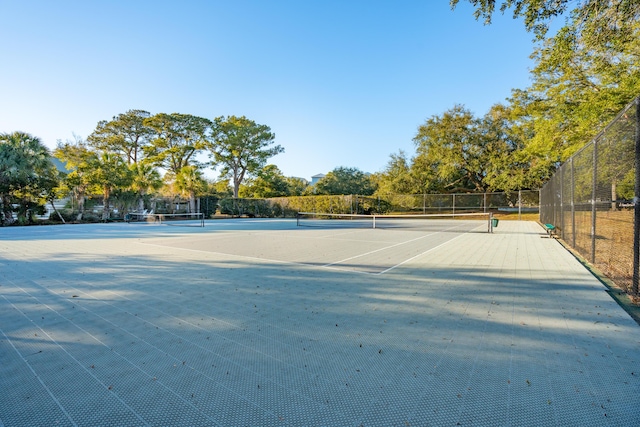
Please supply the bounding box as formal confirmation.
[310,173,325,185]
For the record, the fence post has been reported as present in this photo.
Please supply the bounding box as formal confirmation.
[570,158,576,248]
[559,167,564,240]
[591,140,598,264]
[518,189,522,220]
[634,97,640,296]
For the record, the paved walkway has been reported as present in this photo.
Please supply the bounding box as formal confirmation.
[0,220,638,426]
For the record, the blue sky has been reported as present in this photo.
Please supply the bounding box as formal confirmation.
[1,1,538,181]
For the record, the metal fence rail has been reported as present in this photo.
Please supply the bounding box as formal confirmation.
[368,190,539,217]
[243,190,539,218]
[540,96,639,295]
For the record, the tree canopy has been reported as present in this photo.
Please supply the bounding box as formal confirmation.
[209,116,282,198]
[143,113,212,175]
[47,111,288,222]
[450,0,640,43]
[370,1,640,196]
[413,105,488,193]
[240,165,293,198]
[87,110,152,164]
[373,151,417,195]
[314,167,376,196]
[0,132,58,224]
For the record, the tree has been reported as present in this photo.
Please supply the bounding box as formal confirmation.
[212,179,233,198]
[502,19,640,183]
[477,103,541,191]
[240,164,291,198]
[174,165,206,212]
[129,162,162,212]
[87,110,153,164]
[374,150,418,195]
[0,132,59,225]
[143,113,211,175]
[450,0,640,43]
[435,0,640,197]
[43,177,67,223]
[54,137,94,221]
[284,176,309,196]
[412,105,489,193]
[209,116,283,198]
[55,138,132,220]
[86,151,132,220]
[314,167,376,196]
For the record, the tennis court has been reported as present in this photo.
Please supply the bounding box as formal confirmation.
[1,219,639,426]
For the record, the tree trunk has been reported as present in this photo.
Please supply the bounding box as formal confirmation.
[76,189,85,221]
[102,187,111,221]
[233,178,240,198]
[189,192,196,213]
[1,194,14,225]
[50,200,65,223]
[233,167,245,199]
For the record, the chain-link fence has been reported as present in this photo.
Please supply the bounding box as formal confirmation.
[540,97,639,295]
[368,191,539,216]
[216,190,539,218]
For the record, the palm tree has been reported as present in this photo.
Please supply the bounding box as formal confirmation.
[55,138,95,221]
[174,165,206,213]
[130,162,162,212]
[88,152,132,220]
[0,132,58,225]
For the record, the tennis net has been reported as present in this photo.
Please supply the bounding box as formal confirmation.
[126,212,205,227]
[296,212,494,233]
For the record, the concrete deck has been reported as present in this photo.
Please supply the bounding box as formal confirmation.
[0,220,638,426]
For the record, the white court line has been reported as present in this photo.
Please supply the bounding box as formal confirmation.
[204,218,294,226]
[136,240,389,276]
[376,232,468,275]
[0,322,79,427]
[322,222,484,273]
[136,241,318,269]
[321,231,439,269]
[0,294,150,426]
[138,223,485,275]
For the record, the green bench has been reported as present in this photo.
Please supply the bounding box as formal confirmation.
[543,223,556,237]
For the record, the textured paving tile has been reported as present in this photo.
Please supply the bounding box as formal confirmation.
[0,220,638,426]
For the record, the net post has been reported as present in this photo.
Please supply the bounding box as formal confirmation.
[373,215,376,229]
[518,190,522,220]
[489,212,493,233]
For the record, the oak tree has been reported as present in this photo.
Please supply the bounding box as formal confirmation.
[209,116,282,198]
[87,110,153,164]
[313,167,376,196]
[144,113,211,175]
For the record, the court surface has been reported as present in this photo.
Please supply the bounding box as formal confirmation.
[1,219,639,426]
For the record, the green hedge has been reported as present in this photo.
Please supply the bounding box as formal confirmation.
[216,192,538,218]
[217,195,392,217]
